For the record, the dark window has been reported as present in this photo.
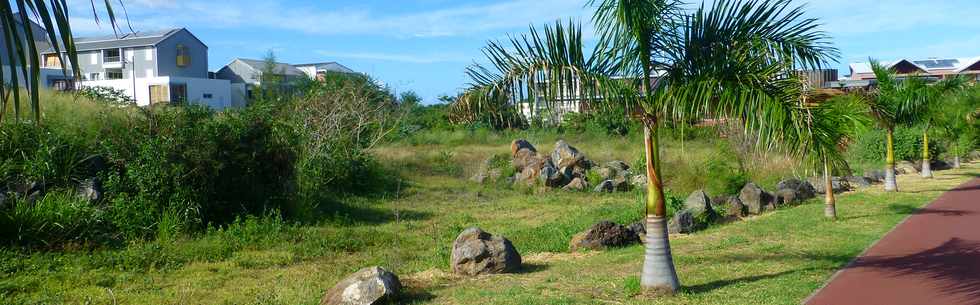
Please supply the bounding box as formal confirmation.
[103,49,121,63]
[203,93,213,99]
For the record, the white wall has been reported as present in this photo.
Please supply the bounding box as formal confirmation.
[82,76,233,110]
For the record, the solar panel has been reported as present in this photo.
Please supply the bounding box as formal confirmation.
[913,59,959,69]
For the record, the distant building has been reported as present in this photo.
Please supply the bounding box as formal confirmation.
[796,69,839,89]
[42,28,233,109]
[215,58,355,106]
[849,57,980,82]
[294,62,354,80]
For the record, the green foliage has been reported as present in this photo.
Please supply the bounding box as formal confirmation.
[851,126,944,163]
[77,86,135,106]
[0,191,109,248]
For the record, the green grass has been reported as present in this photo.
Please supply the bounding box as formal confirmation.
[1,124,975,304]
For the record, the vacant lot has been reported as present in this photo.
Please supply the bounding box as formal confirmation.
[2,130,975,305]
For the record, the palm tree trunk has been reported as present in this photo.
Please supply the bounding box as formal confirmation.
[954,156,961,169]
[920,132,932,178]
[884,129,898,192]
[641,121,680,295]
[823,157,837,219]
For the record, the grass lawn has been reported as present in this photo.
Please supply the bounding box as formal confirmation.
[1,133,976,304]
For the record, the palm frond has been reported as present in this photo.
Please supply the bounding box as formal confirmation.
[0,1,123,124]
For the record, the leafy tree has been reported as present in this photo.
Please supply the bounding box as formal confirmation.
[934,87,980,168]
[458,0,836,294]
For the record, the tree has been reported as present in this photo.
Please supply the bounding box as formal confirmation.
[910,76,967,178]
[0,1,121,124]
[457,0,836,295]
[866,61,966,187]
[934,87,980,168]
[797,92,869,219]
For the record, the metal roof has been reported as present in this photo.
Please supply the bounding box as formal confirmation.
[235,58,307,76]
[294,61,355,73]
[42,28,184,53]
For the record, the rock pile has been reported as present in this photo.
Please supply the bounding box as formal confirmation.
[474,139,642,193]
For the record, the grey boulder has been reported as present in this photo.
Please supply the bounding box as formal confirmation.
[320,266,401,305]
[668,210,696,234]
[739,183,774,215]
[451,228,521,276]
[593,180,615,193]
[551,140,587,169]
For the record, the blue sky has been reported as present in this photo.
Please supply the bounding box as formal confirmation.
[68,0,980,104]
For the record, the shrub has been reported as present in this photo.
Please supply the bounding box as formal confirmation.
[0,191,109,248]
[78,86,135,106]
[850,126,944,163]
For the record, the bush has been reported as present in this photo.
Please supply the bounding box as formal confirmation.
[78,86,135,106]
[0,191,109,248]
[851,126,944,163]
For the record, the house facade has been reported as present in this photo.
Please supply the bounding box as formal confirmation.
[41,28,232,109]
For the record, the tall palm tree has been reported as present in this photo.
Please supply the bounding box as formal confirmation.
[0,1,121,124]
[867,62,966,184]
[457,0,836,294]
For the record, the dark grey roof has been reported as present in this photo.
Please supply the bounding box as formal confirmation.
[42,28,183,53]
[236,58,307,76]
[295,61,355,73]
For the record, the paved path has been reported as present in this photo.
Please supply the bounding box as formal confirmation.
[805,177,980,305]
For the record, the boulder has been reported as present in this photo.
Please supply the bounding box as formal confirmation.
[569,221,640,252]
[611,177,630,192]
[895,161,917,175]
[967,150,980,162]
[864,170,886,183]
[320,266,401,305]
[511,139,536,156]
[775,178,816,201]
[931,160,952,171]
[604,161,631,172]
[739,183,773,215]
[450,228,521,276]
[844,176,873,188]
[773,189,798,205]
[511,149,547,172]
[668,210,696,234]
[562,177,589,191]
[76,177,103,203]
[627,221,646,241]
[808,176,850,194]
[551,140,586,169]
[630,174,648,188]
[79,154,109,177]
[684,190,713,216]
[721,196,746,218]
[593,180,615,193]
[537,163,565,187]
[596,167,618,181]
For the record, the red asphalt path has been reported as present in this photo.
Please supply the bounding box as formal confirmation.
[805,177,980,305]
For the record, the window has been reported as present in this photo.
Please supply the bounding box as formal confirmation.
[203,93,213,99]
[44,54,61,68]
[105,68,124,80]
[103,49,121,63]
[87,73,100,80]
[176,44,190,67]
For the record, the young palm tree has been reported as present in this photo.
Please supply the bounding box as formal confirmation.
[797,93,869,219]
[934,87,980,168]
[911,76,967,178]
[457,0,836,294]
[0,1,121,124]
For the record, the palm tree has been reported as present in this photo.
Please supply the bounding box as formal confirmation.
[457,0,836,294]
[0,1,121,124]
[934,87,980,168]
[911,76,967,178]
[797,92,869,219]
[866,62,966,184]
